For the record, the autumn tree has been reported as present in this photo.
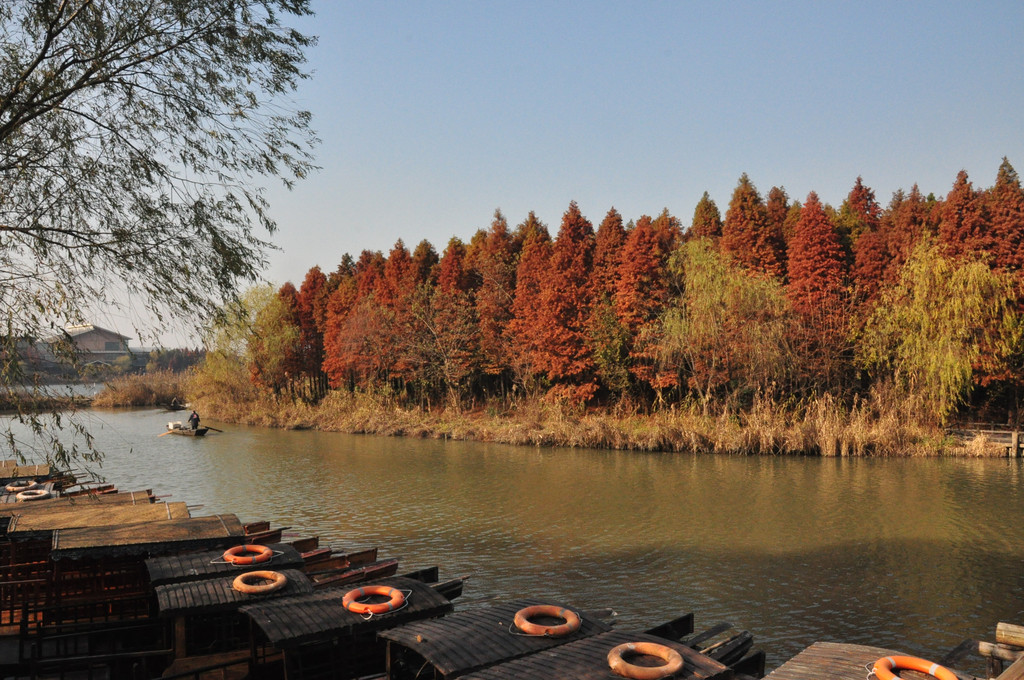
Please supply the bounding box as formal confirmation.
[587,208,629,393]
[688,192,722,241]
[787,193,846,316]
[407,238,480,406]
[987,158,1024,273]
[470,210,517,380]
[837,176,882,245]
[614,215,677,395]
[295,266,329,399]
[786,192,850,391]
[721,174,787,280]
[592,208,627,295]
[938,170,992,260]
[506,212,551,392]
[532,202,597,400]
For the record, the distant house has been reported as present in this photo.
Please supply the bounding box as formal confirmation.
[62,324,133,365]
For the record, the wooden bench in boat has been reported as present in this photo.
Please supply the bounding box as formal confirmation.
[5,501,190,535]
[50,514,246,561]
[765,641,972,680]
[238,575,455,679]
[380,598,611,680]
[459,629,734,680]
[145,543,305,587]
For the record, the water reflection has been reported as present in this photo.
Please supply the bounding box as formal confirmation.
[15,408,1024,668]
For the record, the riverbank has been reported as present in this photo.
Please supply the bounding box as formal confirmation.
[93,372,1005,456]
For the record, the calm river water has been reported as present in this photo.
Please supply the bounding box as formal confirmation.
[23,408,1024,670]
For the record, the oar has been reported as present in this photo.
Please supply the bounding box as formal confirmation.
[158,430,174,437]
[205,426,224,432]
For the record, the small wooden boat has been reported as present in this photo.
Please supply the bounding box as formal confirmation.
[166,427,208,437]
[163,421,209,437]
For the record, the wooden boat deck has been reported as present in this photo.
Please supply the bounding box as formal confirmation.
[0,490,154,513]
[764,641,968,680]
[380,598,611,679]
[0,463,50,481]
[6,501,189,534]
[239,575,454,648]
[459,629,734,680]
[155,568,314,616]
[145,543,305,586]
[50,514,245,560]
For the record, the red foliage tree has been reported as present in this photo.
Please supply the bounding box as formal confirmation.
[506,212,551,389]
[614,214,677,393]
[470,210,517,377]
[295,266,328,394]
[412,239,439,286]
[688,191,722,240]
[938,170,992,259]
[592,207,626,296]
[721,174,787,280]
[987,157,1024,273]
[883,184,933,279]
[532,202,597,400]
[787,192,846,316]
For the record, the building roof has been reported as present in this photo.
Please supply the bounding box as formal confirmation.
[64,324,132,341]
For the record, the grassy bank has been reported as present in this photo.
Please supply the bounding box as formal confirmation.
[91,370,190,408]
[190,387,1000,457]
[94,372,1000,455]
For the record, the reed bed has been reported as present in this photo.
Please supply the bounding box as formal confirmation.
[90,369,987,455]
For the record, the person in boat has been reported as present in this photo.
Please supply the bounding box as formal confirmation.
[188,410,200,430]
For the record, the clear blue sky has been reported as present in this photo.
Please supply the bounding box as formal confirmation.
[261,0,1024,286]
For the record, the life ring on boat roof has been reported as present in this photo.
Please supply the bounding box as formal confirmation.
[5,480,37,493]
[607,641,685,680]
[513,604,582,637]
[342,585,405,615]
[15,488,51,502]
[871,656,958,680]
[223,544,273,565]
[232,570,287,595]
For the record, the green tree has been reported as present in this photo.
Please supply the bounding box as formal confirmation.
[661,240,796,411]
[857,238,1020,423]
[0,0,316,463]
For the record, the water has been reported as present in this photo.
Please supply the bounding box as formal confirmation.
[20,408,1024,669]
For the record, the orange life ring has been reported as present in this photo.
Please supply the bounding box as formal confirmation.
[342,585,406,615]
[608,642,685,680]
[513,605,582,636]
[223,544,273,565]
[5,480,37,493]
[16,488,51,502]
[232,570,287,595]
[872,656,958,680]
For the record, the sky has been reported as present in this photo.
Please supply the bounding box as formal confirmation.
[255,0,1024,289]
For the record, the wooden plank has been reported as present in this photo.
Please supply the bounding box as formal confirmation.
[7,501,189,532]
[51,514,245,560]
[380,599,612,678]
[240,576,453,648]
[0,491,153,515]
[459,630,732,680]
[765,641,968,680]
[145,543,305,586]
[155,568,313,616]
[998,656,1024,680]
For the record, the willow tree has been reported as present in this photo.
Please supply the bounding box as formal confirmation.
[661,239,797,413]
[857,238,1021,424]
[0,1,317,463]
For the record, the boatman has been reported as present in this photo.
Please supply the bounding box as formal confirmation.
[188,410,200,430]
